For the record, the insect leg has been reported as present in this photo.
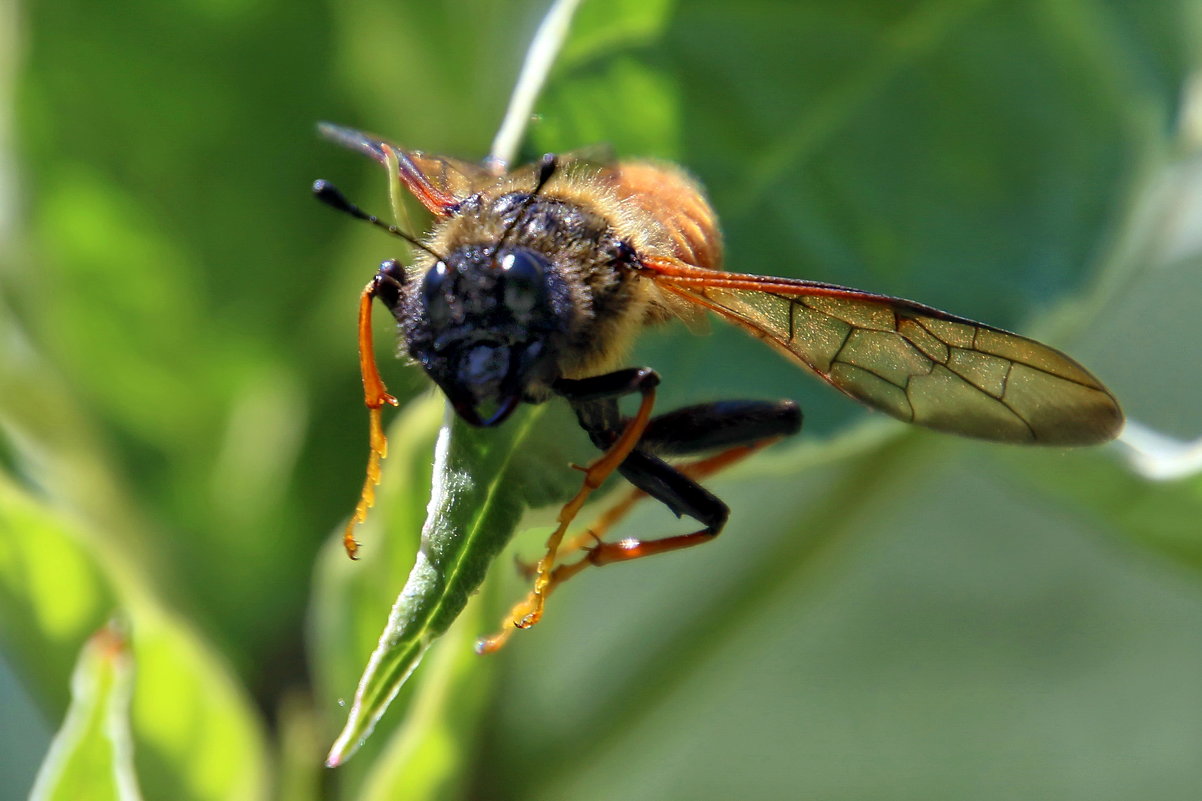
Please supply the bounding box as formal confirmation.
[477,397,800,654]
[475,368,659,653]
[641,400,802,456]
[544,400,802,566]
[562,399,802,574]
[341,259,406,559]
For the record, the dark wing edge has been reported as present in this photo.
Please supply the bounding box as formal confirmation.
[644,259,1123,446]
[318,121,393,165]
[317,122,492,214]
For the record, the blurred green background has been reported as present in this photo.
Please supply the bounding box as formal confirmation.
[3,0,1202,799]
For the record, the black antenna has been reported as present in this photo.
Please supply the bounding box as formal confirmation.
[492,153,558,257]
[312,180,445,261]
[531,153,559,193]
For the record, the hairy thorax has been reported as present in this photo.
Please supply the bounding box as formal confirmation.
[416,159,724,381]
[403,156,721,384]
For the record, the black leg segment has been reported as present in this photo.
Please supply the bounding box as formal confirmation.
[478,377,805,648]
[618,450,728,527]
[556,374,804,562]
[553,367,660,404]
[609,399,800,535]
[640,399,802,456]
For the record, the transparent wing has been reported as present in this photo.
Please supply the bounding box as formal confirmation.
[318,122,493,213]
[645,259,1123,445]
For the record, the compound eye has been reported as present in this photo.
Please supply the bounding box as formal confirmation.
[422,260,453,327]
[499,249,546,317]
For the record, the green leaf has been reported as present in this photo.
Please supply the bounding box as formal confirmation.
[308,394,445,791]
[326,400,587,765]
[1000,211,1202,572]
[0,478,269,801]
[29,623,142,801]
[309,395,444,721]
[0,475,117,713]
[1005,448,1202,571]
[125,602,269,801]
[356,602,494,801]
[462,2,1202,798]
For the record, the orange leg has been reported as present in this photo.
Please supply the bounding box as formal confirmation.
[476,392,801,653]
[476,374,659,654]
[479,437,785,654]
[533,440,779,602]
[341,267,403,559]
[546,441,772,567]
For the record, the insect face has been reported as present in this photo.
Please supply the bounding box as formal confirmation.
[404,246,567,427]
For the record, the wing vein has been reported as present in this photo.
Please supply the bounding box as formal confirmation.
[644,259,1121,445]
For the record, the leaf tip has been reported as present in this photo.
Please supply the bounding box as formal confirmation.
[324,733,357,768]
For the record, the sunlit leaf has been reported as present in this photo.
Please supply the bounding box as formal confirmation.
[127,603,269,801]
[29,623,142,801]
[0,478,270,801]
[0,475,116,712]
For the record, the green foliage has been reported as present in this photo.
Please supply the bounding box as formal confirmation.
[0,478,267,801]
[3,0,1202,799]
[29,624,141,801]
[324,401,587,766]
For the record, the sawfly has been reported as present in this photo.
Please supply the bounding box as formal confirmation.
[314,122,1123,652]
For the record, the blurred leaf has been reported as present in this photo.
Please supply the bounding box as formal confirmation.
[1006,447,1202,571]
[0,475,117,712]
[995,177,1202,571]
[127,602,269,801]
[472,1,1202,799]
[496,423,924,776]
[29,623,143,801]
[496,431,1202,801]
[327,0,549,157]
[12,0,363,669]
[0,475,269,801]
[272,691,324,801]
[555,0,674,68]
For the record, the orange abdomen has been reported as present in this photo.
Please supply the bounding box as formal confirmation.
[614,162,723,271]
